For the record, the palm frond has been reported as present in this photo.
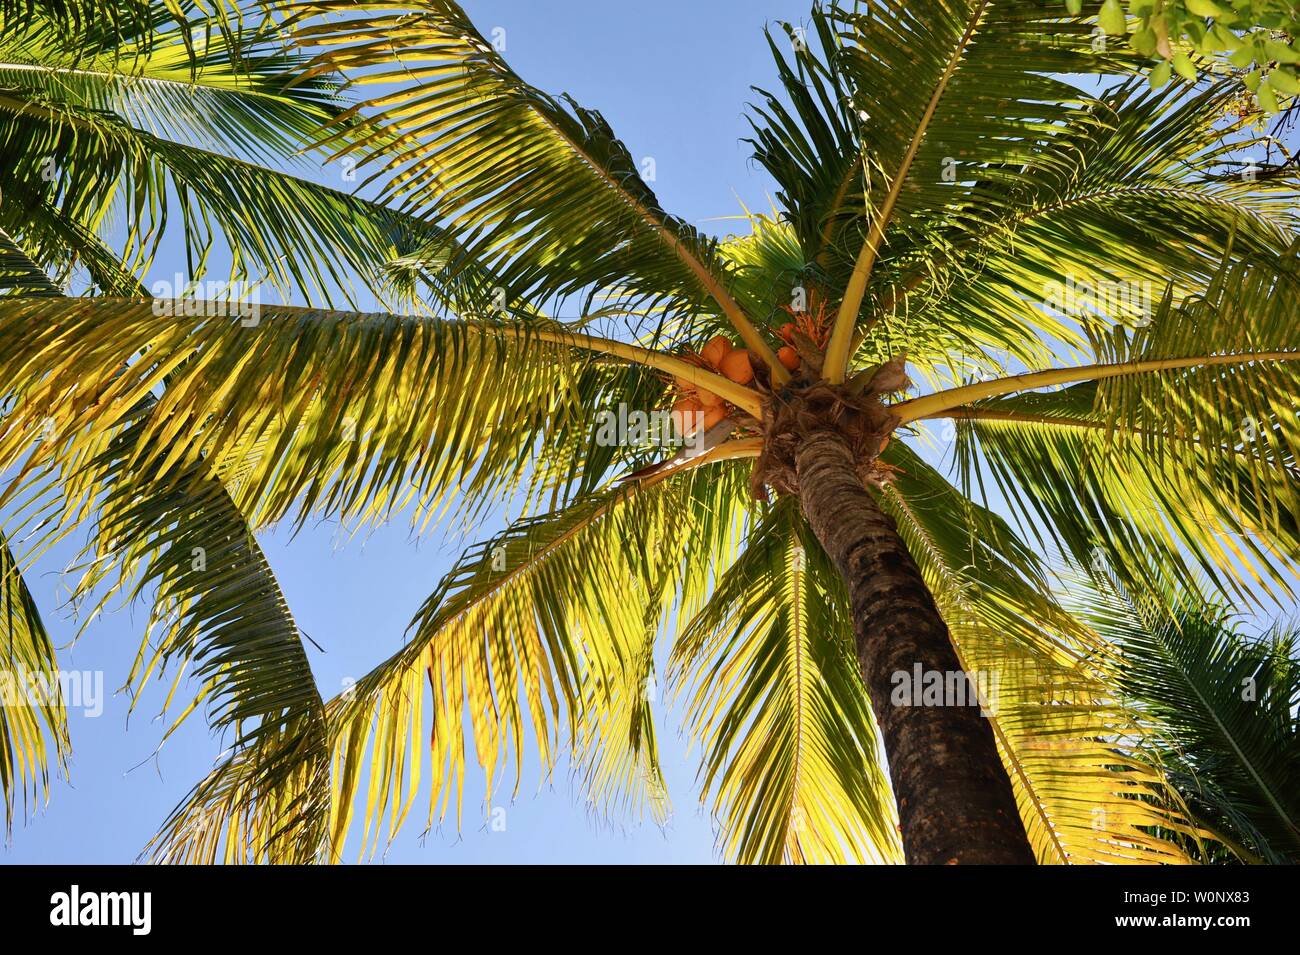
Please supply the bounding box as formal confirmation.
[0,527,67,830]
[0,0,341,163]
[934,247,1300,607]
[0,0,445,306]
[277,0,785,374]
[0,296,760,539]
[1082,588,1300,864]
[671,501,901,864]
[871,84,1300,377]
[74,406,332,864]
[0,225,62,295]
[811,0,1144,375]
[882,443,1197,863]
[324,463,748,858]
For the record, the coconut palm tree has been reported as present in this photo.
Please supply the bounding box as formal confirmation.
[2,0,1299,864]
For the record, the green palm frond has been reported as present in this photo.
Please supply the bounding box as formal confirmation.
[0,270,331,862]
[671,501,901,864]
[571,619,670,827]
[277,0,783,370]
[815,0,1148,375]
[1082,589,1300,864]
[0,0,191,53]
[882,444,1197,863]
[0,1,340,162]
[716,213,810,325]
[0,103,419,304]
[0,179,147,295]
[322,464,747,858]
[0,0,443,305]
[0,225,61,295]
[872,84,1299,377]
[753,1,1137,279]
[941,247,1300,607]
[0,527,67,830]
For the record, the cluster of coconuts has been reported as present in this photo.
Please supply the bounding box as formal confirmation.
[670,319,821,434]
[775,322,803,370]
[670,335,754,435]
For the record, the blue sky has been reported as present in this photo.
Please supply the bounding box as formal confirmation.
[1,0,820,865]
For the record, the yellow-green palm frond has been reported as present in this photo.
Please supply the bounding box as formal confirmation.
[751,3,1296,381]
[714,213,810,332]
[570,622,670,827]
[671,501,901,864]
[0,298,670,536]
[0,527,68,830]
[277,0,781,368]
[941,247,1300,609]
[323,463,749,859]
[68,405,331,864]
[882,444,1198,863]
[0,218,67,827]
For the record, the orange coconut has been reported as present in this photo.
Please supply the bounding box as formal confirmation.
[778,322,797,344]
[703,404,729,430]
[696,387,724,408]
[777,345,801,370]
[701,335,732,368]
[671,396,704,434]
[719,348,754,384]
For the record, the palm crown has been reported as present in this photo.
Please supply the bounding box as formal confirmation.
[0,0,1297,865]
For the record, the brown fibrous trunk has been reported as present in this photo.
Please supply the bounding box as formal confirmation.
[752,364,1035,865]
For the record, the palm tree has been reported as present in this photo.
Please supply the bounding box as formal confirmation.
[1,0,1298,864]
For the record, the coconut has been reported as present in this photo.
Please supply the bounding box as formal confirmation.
[778,322,797,344]
[777,345,801,370]
[701,335,732,368]
[703,404,729,430]
[671,397,704,435]
[719,348,754,384]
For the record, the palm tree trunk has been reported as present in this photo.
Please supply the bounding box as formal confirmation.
[794,428,1035,864]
